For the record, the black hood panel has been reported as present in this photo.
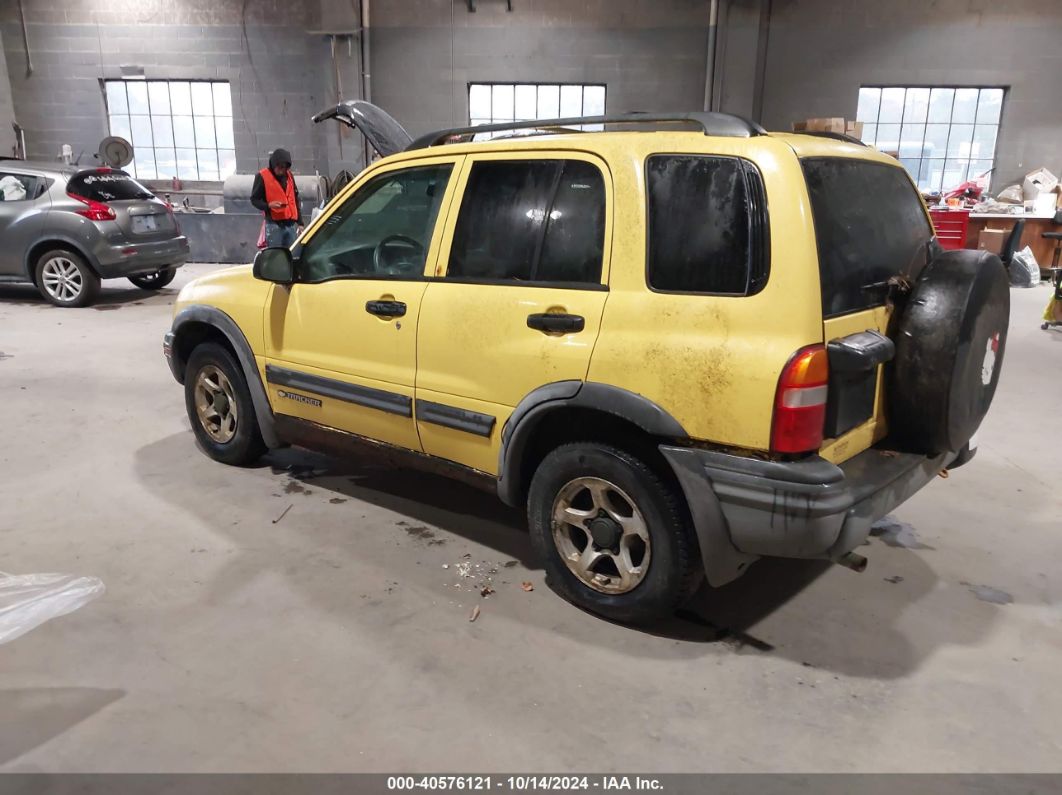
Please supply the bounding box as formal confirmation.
[312,101,412,157]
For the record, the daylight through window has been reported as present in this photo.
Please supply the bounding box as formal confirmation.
[105,79,236,181]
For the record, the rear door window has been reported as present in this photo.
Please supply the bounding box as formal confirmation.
[67,170,155,202]
[801,158,933,318]
[447,159,606,286]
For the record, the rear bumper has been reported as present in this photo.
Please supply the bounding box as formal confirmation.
[93,236,189,279]
[661,442,971,585]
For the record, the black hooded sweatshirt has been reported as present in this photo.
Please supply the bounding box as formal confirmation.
[250,148,303,225]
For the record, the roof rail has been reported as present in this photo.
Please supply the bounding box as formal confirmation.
[796,130,869,147]
[406,112,766,150]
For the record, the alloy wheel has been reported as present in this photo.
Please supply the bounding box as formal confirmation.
[194,365,239,443]
[551,477,651,594]
[40,257,84,303]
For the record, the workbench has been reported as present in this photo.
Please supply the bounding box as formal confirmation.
[964,211,1059,269]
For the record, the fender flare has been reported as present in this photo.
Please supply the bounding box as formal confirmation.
[496,381,688,507]
[171,304,281,449]
[24,236,102,281]
[497,382,752,586]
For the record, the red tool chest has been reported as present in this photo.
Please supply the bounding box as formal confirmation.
[928,208,971,250]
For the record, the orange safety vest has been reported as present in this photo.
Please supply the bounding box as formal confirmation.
[259,167,299,222]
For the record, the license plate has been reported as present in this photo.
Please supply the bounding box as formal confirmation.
[133,215,159,233]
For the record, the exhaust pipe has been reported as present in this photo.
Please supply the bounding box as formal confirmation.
[836,552,868,573]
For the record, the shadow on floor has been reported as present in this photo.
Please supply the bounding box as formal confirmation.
[135,433,1001,678]
[0,283,175,309]
[0,687,124,765]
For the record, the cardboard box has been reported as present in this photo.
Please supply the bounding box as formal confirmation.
[1023,168,1058,201]
[792,118,860,136]
[815,117,847,133]
[977,228,1008,255]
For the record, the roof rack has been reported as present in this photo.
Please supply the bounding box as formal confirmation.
[406,112,766,150]
[796,130,869,147]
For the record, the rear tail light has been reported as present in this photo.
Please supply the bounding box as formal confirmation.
[771,344,829,454]
[68,192,116,221]
[168,207,181,234]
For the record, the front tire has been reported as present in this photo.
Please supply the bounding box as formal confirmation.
[129,267,176,290]
[528,443,698,624]
[35,249,100,308]
[184,342,266,466]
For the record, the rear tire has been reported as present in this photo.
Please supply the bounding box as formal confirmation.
[184,342,266,466]
[528,443,698,624]
[35,249,100,308]
[129,267,176,290]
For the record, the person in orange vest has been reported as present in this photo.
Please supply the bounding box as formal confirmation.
[250,148,303,248]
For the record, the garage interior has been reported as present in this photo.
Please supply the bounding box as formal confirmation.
[2,0,1062,778]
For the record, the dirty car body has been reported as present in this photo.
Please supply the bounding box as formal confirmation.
[163,103,1008,624]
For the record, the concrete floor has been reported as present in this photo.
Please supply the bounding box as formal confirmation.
[0,263,1060,773]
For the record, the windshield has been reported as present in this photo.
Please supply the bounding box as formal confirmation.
[67,171,155,202]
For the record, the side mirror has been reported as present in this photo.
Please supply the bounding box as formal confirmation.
[253,247,295,284]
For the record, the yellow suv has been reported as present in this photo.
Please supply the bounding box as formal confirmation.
[164,103,1009,623]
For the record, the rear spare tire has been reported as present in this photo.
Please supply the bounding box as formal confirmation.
[888,249,1009,455]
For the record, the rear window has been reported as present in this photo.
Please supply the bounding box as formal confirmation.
[67,170,154,202]
[802,158,933,318]
[646,155,769,295]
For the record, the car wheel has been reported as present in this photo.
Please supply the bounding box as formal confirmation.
[184,342,267,466]
[129,267,176,290]
[527,443,699,624]
[889,248,1009,455]
[35,249,100,308]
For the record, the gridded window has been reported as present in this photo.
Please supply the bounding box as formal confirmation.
[105,80,236,181]
[856,86,1003,192]
[468,83,606,134]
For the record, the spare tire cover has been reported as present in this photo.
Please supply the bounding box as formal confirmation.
[888,249,1009,455]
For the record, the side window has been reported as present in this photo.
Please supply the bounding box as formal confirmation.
[298,163,453,283]
[646,155,768,295]
[0,173,38,202]
[447,159,606,285]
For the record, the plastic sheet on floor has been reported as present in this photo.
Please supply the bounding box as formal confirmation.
[0,571,105,645]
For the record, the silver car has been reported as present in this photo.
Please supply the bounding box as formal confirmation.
[0,160,189,307]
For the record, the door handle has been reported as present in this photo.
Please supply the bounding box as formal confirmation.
[527,313,585,333]
[366,299,406,317]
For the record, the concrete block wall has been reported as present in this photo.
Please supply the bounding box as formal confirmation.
[1,0,1058,195]
[0,0,330,175]
[371,0,714,140]
[758,0,1062,189]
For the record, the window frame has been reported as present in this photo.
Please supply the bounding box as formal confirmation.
[102,78,236,182]
[294,155,464,286]
[643,153,771,298]
[855,84,1005,193]
[437,151,613,292]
